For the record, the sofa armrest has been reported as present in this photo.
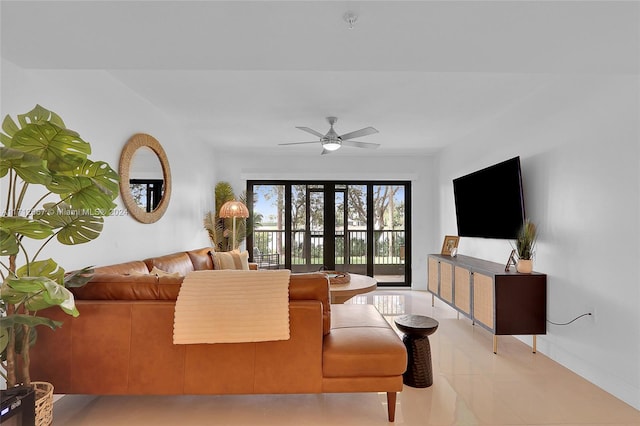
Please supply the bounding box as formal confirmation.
[289,273,331,335]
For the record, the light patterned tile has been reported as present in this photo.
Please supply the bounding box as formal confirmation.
[52,289,640,426]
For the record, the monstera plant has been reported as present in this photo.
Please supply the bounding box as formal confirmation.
[0,105,119,387]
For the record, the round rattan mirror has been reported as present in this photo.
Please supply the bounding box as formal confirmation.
[119,133,172,223]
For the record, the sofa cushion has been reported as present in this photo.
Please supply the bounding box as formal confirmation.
[150,266,182,278]
[323,304,407,378]
[93,260,149,275]
[73,274,184,301]
[187,247,215,270]
[212,250,250,270]
[73,274,161,300]
[73,253,332,324]
[144,252,195,276]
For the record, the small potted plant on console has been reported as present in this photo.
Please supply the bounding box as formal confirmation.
[515,219,537,273]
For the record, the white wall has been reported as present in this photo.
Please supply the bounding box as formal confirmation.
[213,151,437,290]
[1,60,216,271]
[436,74,640,409]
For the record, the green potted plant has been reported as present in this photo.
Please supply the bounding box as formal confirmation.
[515,219,537,273]
[0,105,119,417]
[204,181,248,251]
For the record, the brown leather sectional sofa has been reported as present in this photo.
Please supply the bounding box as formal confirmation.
[29,248,407,421]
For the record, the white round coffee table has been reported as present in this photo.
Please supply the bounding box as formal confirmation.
[329,274,377,304]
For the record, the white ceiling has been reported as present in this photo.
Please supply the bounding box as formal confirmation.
[2,1,638,156]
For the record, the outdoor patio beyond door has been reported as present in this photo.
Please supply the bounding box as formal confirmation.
[248,181,410,286]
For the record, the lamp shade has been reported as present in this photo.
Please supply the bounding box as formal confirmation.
[219,200,249,218]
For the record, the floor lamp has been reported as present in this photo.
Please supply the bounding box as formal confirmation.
[219,200,250,250]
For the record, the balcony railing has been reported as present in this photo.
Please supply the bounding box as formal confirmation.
[252,229,405,266]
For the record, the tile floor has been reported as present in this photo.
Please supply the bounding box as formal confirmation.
[52,289,640,425]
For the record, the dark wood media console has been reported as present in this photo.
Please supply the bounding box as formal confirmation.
[428,254,547,354]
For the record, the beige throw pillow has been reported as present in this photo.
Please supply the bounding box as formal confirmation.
[150,266,183,278]
[214,250,249,270]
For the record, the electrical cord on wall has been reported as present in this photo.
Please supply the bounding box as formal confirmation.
[547,313,592,326]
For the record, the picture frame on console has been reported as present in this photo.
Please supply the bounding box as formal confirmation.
[440,235,460,256]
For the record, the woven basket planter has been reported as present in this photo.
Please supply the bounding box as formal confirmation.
[33,381,54,426]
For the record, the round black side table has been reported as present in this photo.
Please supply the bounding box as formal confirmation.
[394,314,439,388]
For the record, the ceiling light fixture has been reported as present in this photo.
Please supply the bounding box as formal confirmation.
[322,139,342,151]
[343,12,358,30]
[322,117,342,151]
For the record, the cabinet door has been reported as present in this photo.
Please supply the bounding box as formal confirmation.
[427,257,439,294]
[473,273,494,329]
[454,266,471,314]
[440,262,453,303]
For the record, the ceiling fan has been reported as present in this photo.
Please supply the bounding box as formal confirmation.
[279,117,380,154]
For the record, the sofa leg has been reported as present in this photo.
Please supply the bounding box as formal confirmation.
[386,392,397,422]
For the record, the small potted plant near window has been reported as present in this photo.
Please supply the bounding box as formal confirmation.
[0,105,119,425]
[515,220,537,273]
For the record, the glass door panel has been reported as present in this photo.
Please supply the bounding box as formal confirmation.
[309,188,324,269]
[373,185,405,284]
[345,184,367,275]
[334,189,345,267]
[249,181,410,286]
[291,184,306,270]
[290,184,325,272]
[251,184,285,269]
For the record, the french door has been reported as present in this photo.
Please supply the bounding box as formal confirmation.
[247,181,410,286]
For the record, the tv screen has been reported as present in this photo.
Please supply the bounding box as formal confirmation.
[453,156,525,239]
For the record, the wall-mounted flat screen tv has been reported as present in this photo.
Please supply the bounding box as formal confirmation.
[453,156,525,239]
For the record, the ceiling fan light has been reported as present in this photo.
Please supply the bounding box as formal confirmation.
[323,142,341,151]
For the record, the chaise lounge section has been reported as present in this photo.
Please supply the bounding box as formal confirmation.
[29,248,407,421]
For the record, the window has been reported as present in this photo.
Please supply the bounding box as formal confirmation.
[129,179,163,212]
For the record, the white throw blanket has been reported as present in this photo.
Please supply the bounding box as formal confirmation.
[173,269,291,344]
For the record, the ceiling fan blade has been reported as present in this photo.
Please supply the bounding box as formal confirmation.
[278,141,321,146]
[339,126,378,141]
[296,126,325,138]
[321,149,333,155]
[342,140,380,149]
